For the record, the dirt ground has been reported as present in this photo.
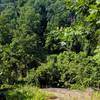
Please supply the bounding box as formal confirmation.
[43,88,96,100]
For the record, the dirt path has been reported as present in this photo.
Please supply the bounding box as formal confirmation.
[43,88,94,100]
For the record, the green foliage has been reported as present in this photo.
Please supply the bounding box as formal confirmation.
[0,0,100,91]
[93,46,100,64]
[0,7,15,44]
[18,5,40,34]
[0,33,43,84]
[27,51,100,88]
[6,85,49,100]
[45,27,89,54]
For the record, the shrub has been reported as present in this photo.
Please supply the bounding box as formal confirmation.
[27,51,99,89]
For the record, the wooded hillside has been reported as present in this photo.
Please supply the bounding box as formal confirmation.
[0,0,100,89]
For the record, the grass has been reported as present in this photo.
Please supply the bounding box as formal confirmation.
[5,85,50,100]
[91,91,100,100]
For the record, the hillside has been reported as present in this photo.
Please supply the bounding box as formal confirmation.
[0,0,100,99]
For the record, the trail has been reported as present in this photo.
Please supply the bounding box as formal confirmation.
[43,88,94,100]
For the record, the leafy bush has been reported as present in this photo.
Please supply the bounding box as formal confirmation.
[45,27,89,54]
[27,51,100,89]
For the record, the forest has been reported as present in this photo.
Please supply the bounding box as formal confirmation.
[0,0,100,100]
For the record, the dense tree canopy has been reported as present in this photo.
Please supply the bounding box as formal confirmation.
[0,0,100,89]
